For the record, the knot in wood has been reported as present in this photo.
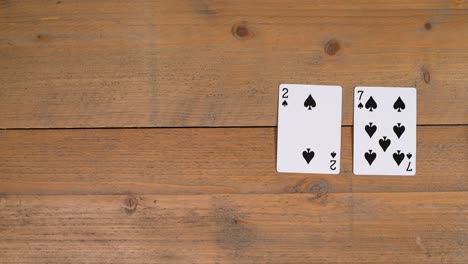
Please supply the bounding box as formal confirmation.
[232,22,253,40]
[324,39,340,56]
[423,70,431,84]
[424,22,432,31]
[307,180,328,200]
[122,196,138,214]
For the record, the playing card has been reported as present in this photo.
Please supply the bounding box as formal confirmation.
[353,87,417,176]
[277,84,342,174]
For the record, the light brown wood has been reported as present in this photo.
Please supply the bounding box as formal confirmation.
[1,1,467,263]
[0,192,466,263]
[1,1,467,128]
[0,126,466,195]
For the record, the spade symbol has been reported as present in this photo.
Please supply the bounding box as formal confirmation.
[358,102,363,109]
[364,150,377,165]
[302,148,315,164]
[406,153,412,160]
[282,100,288,107]
[330,152,336,158]
[304,94,316,110]
[365,122,377,138]
[393,123,405,138]
[393,150,405,166]
[393,97,406,112]
[378,136,391,152]
[365,96,377,112]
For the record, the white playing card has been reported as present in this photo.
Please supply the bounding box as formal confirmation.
[353,87,417,176]
[277,84,342,174]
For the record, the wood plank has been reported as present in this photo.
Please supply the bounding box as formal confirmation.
[1,1,467,128]
[0,192,466,263]
[0,126,466,195]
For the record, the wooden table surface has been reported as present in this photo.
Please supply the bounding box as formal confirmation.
[1,1,467,263]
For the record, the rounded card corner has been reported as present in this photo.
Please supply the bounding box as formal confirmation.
[276,166,285,174]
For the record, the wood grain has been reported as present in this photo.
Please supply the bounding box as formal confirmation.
[1,1,467,263]
[0,126,466,195]
[0,192,466,263]
[1,0,467,128]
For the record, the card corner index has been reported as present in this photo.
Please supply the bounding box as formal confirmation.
[332,167,340,175]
